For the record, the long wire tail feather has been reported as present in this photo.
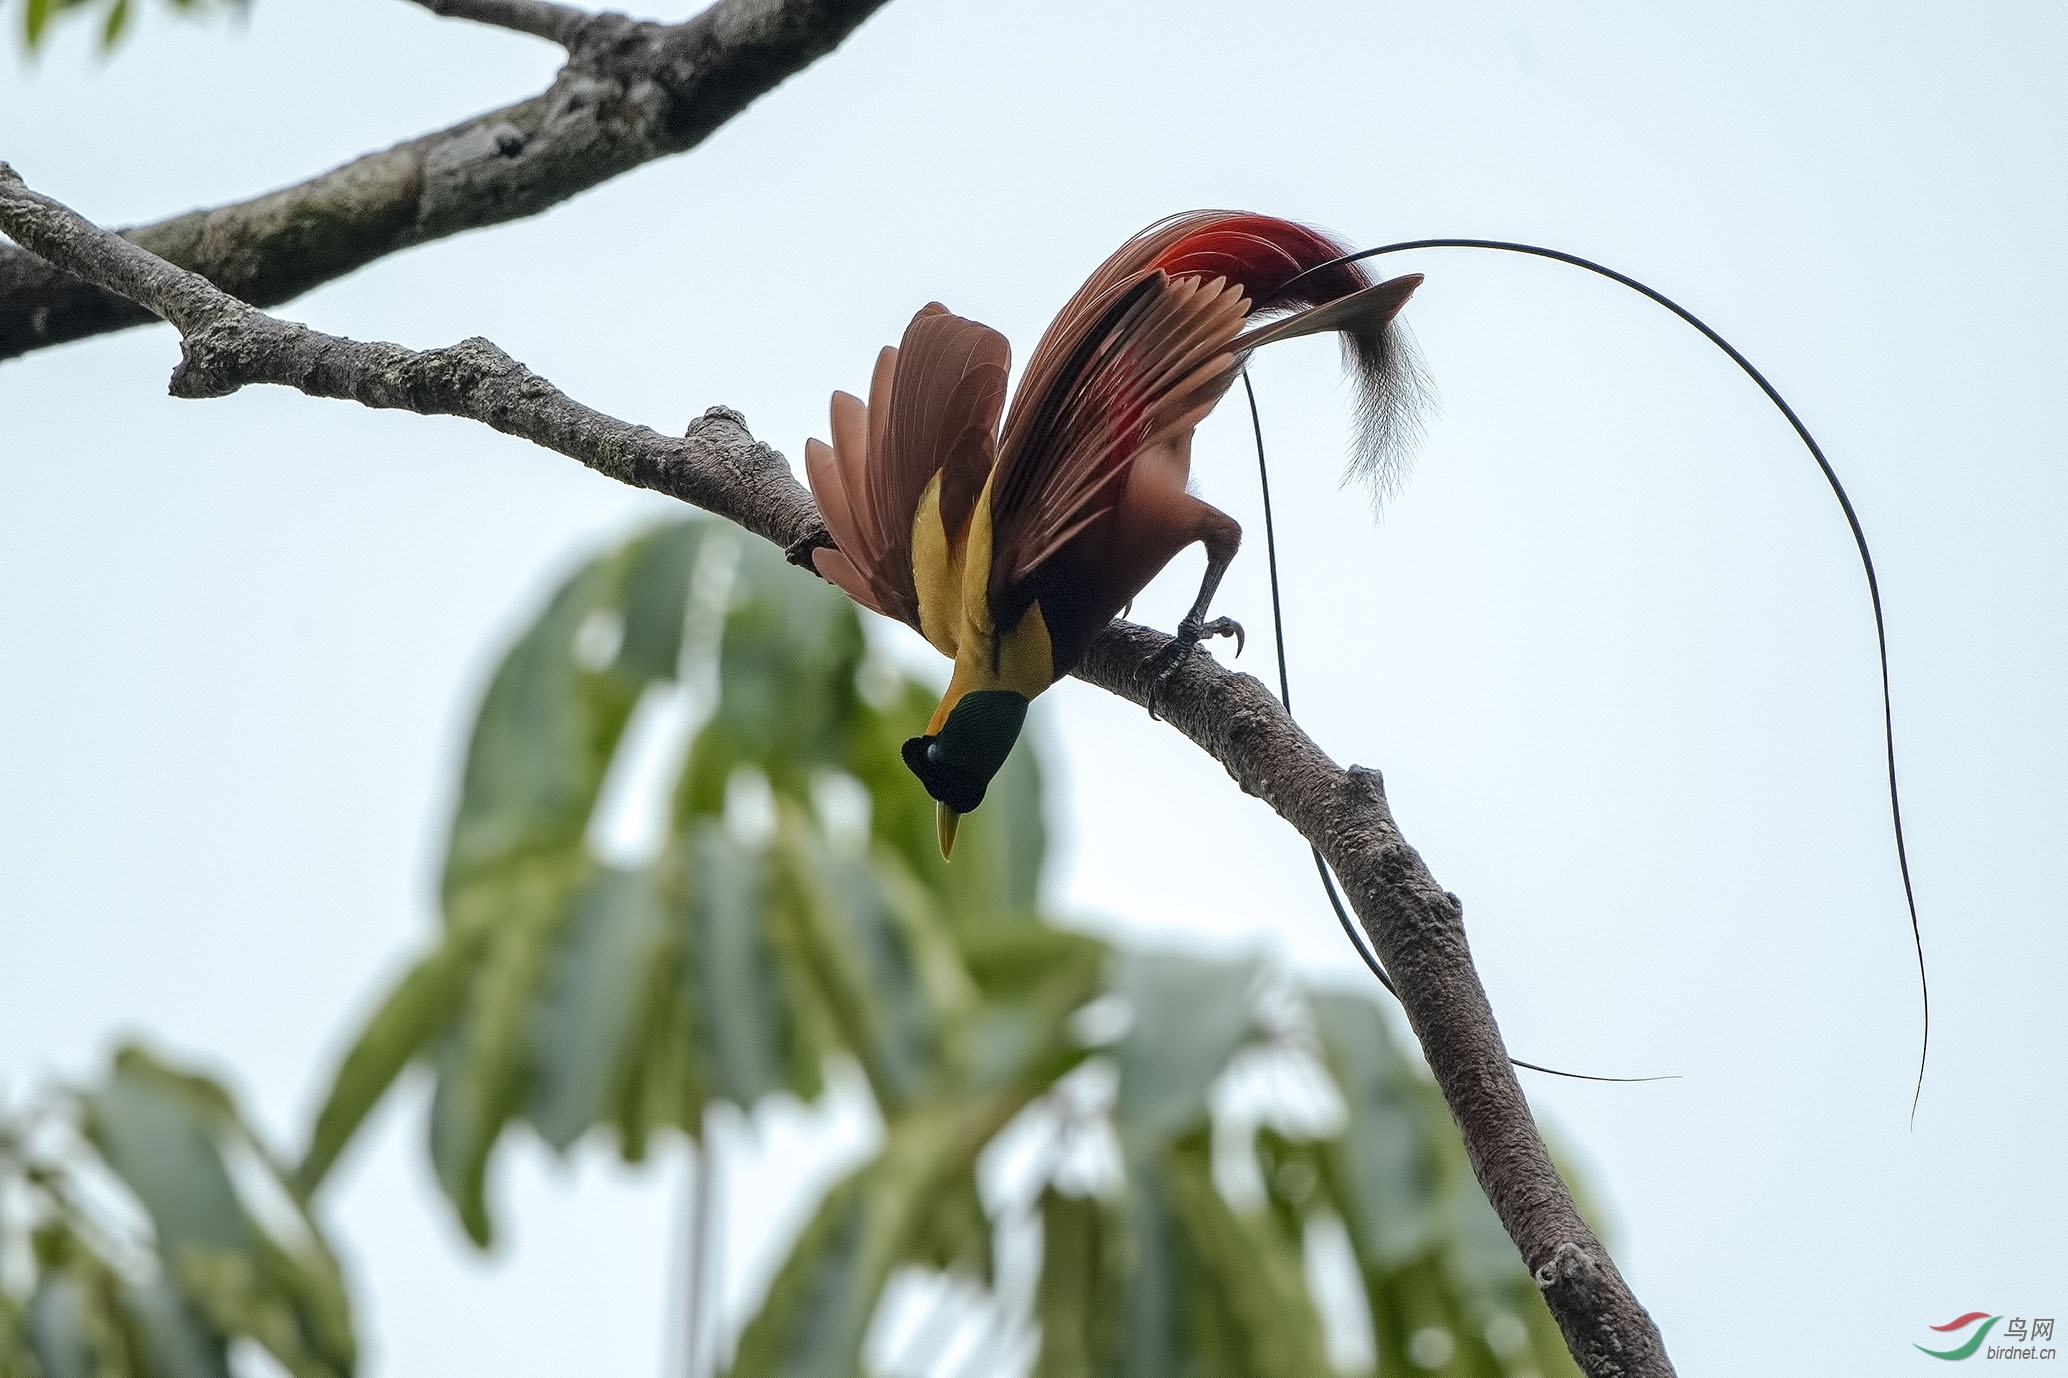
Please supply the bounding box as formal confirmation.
[1242,372,1674,1087]
[1270,240,1926,1118]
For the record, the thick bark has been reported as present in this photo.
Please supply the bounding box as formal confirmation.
[0,0,890,361]
[0,162,1676,1378]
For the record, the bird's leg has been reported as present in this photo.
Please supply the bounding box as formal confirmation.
[1145,503,1243,720]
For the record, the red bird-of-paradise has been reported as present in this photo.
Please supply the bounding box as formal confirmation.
[803,211,1422,858]
[805,210,1932,1110]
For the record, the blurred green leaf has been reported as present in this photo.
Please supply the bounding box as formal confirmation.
[727,1098,1016,1378]
[613,521,703,680]
[25,1272,92,1378]
[528,865,670,1153]
[1310,990,1441,1265]
[84,1054,246,1254]
[955,923,1105,1096]
[297,931,484,1194]
[120,1278,231,1378]
[1308,991,1583,1378]
[0,1292,38,1378]
[773,819,992,1113]
[725,1167,874,1378]
[317,524,706,1239]
[956,923,1105,1005]
[678,539,865,817]
[1109,1152,1192,1378]
[1161,1129,1332,1378]
[903,1162,991,1284]
[613,952,695,1163]
[840,680,948,888]
[770,821,917,1111]
[444,523,702,893]
[7,1049,358,1378]
[14,0,248,59]
[1032,1189,1123,1378]
[1112,951,1257,1151]
[604,924,689,1167]
[428,852,591,1245]
[443,565,633,893]
[682,824,798,1107]
[24,0,56,49]
[1251,1126,1325,1250]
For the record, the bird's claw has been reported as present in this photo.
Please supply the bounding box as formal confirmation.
[1144,616,1245,720]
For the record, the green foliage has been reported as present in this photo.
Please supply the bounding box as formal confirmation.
[1288,993,1584,1376]
[1030,1189,1120,1378]
[1040,1125,1335,1378]
[728,1099,1018,1378]
[12,0,242,56]
[289,514,1587,1375]
[1110,950,1259,1152]
[297,520,1087,1248]
[1002,964,1591,1378]
[0,1047,353,1378]
[20,514,1598,1376]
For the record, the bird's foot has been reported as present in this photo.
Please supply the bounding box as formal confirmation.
[1145,616,1244,720]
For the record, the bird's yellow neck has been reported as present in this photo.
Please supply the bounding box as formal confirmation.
[913,473,1056,734]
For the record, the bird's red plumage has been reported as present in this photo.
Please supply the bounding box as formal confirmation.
[1145,213,1368,311]
[978,214,1399,632]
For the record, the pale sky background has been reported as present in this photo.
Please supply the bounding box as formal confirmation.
[3,1,2064,1375]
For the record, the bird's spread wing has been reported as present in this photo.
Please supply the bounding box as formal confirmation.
[807,304,1010,636]
[987,269,1249,601]
[884,306,1010,557]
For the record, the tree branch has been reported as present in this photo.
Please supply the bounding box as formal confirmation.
[0,164,1676,1378]
[1075,627,1674,1377]
[0,0,891,362]
[405,0,592,46]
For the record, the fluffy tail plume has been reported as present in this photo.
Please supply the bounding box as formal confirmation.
[1139,212,1434,502]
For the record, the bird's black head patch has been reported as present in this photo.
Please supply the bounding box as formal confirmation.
[901,690,1029,814]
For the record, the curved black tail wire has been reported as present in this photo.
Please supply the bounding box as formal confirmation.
[1259,238,1927,1119]
[1241,370,1669,1086]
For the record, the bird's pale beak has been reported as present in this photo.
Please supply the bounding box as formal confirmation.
[935,802,961,860]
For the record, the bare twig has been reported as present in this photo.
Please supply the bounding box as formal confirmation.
[405,0,592,46]
[0,164,1676,1378]
[0,0,892,361]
